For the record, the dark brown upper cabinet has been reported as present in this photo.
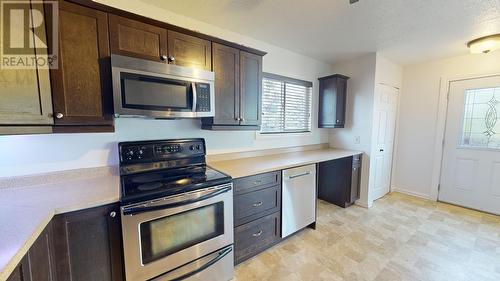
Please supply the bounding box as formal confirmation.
[0,0,53,135]
[239,51,262,127]
[52,203,123,281]
[109,14,168,62]
[206,43,240,126]
[109,16,211,70]
[202,44,263,130]
[49,1,113,129]
[318,74,349,128]
[167,30,211,70]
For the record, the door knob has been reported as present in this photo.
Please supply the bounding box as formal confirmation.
[55,113,64,119]
[168,56,175,63]
[160,55,168,61]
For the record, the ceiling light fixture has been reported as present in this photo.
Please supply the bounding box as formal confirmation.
[467,34,500,54]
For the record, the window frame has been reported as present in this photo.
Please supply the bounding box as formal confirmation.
[260,72,313,135]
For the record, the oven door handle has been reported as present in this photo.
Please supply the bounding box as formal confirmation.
[122,185,231,216]
[152,245,233,281]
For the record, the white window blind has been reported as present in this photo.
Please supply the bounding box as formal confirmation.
[261,74,312,134]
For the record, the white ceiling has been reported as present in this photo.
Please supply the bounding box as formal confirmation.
[140,0,500,65]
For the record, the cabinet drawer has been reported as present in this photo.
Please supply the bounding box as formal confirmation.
[234,185,280,226]
[234,212,280,264]
[233,171,280,195]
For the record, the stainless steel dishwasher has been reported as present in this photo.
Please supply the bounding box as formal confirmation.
[282,164,316,238]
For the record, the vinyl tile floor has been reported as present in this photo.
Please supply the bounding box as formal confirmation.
[233,192,500,281]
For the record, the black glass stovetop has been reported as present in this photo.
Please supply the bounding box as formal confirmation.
[120,164,231,204]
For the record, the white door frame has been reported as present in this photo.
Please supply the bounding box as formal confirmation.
[430,73,500,201]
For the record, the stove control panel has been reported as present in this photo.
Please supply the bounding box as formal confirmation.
[119,139,205,164]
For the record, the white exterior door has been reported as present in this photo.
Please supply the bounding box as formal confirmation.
[440,76,500,215]
[370,84,399,201]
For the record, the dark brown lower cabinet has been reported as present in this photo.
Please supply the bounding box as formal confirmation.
[7,203,123,281]
[233,171,282,264]
[52,203,123,281]
[318,155,362,208]
[7,223,56,281]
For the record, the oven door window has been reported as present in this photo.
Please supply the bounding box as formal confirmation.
[120,72,193,111]
[139,202,224,265]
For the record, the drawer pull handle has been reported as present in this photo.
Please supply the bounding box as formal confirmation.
[253,180,262,185]
[252,230,263,237]
[289,171,311,179]
[253,201,263,207]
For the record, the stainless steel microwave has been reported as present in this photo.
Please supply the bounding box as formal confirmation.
[111,55,215,119]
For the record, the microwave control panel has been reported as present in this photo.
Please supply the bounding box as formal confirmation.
[195,83,211,112]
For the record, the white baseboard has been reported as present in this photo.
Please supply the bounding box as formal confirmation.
[391,186,433,201]
[354,200,372,208]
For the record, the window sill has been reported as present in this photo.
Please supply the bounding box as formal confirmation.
[254,131,313,140]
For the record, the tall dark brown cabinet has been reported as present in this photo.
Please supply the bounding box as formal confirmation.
[202,43,263,130]
[318,74,349,128]
[49,1,114,131]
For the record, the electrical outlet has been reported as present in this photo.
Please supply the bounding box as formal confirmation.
[354,136,361,144]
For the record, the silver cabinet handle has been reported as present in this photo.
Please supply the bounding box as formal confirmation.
[55,113,64,119]
[252,230,263,237]
[234,117,240,121]
[160,55,168,61]
[168,56,175,63]
[288,171,311,179]
[240,117,245,122]
[253,180,262,185]
[253,201,263,207]
[110,211,116,218]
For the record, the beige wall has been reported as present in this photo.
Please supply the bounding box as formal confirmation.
[393,51,500,199]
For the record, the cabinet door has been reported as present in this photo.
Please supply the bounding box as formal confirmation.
[109,14,167,62]
[239,51,262,126]
[0,0,53,126]
[210,43,240,125]
[335,77,347,127]
[50,2,113,126]
[318,157,353,208]
[167,30,211,70]
[318,76,348,128]
[52,203,123,281]
[6,223,56,281]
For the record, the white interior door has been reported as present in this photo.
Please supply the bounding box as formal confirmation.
[440,75,500,215]
[370,84,399,201]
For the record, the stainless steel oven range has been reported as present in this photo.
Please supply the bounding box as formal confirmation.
[118,139,233,281]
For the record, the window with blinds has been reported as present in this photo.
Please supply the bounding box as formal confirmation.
[261,73,312,134]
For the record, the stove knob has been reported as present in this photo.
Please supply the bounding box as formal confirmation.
[196,144,201,150]
[189,145,195,151]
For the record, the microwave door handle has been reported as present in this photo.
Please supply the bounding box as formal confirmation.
[191,82,197,112]
[122,185,231,216]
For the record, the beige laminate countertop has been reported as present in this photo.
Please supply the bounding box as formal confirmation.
[0,169,120,281]
[208,148,362,179]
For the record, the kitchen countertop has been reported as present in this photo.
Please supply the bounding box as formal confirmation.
[0,168,120,281]
[0,146,362,280]
[208,148,362,179]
